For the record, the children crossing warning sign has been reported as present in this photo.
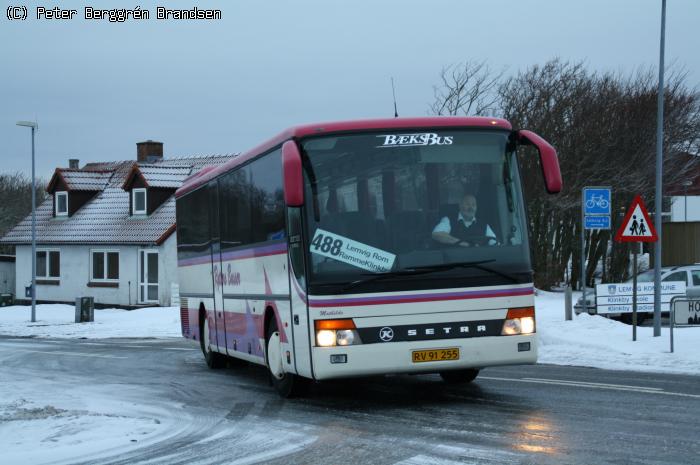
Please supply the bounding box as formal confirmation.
[615,195,658,243]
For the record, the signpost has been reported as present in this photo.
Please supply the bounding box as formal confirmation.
[581,187,611,316]
[670,297,700,353]
[614,195,658,341]
[596,281,686,314]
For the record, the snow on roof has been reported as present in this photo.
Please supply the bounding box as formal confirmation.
[1,155,233,245]
[138,165,192,188]
[122,164,193,190]
[58,170,112,191]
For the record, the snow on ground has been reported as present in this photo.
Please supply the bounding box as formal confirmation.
[1,296,699,376]
[0,381,178,465]
[0,363,318,465]
[0,304,181,338]
[536,290,700,376]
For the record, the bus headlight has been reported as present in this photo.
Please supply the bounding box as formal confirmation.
[336,329,355,346]
[501,307,536,336]
[314,319,362,347]
[316,330,336,347]
[520,316,535,334]
[502,318,522,335]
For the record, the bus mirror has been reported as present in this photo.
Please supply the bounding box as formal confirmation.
[282,141,304,206]
[518,130,562,194]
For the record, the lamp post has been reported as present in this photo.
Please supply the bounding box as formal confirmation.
[16,120,38,323]
[653,0,666,337]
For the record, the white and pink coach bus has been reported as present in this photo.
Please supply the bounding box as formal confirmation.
[175,117,561,397]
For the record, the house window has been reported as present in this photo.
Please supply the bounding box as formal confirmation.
[91,250,119,281]
[37,250,60,279]
[133,188,147,215]
[55,192,68,217]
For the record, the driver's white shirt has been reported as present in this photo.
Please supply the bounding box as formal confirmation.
[433,213,497,244]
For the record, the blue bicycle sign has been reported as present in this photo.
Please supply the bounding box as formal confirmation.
[583,187,611,215]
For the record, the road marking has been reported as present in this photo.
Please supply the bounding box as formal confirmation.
[524,377,663,391]
[10,349,128,359]
[116,340,171,344]
[481,376,700,399]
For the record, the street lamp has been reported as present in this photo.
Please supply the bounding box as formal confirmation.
[653,0,667,337]
[16,120,38,323]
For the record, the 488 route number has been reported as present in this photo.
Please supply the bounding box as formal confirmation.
[311,234,342,256]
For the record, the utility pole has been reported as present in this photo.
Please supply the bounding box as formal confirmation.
[653,0,666,337]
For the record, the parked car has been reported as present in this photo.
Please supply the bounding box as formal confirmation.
[574,264,700,322]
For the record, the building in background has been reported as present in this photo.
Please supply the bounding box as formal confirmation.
[662,153,700,266]
[667,153,700,223]
[0,141,232,307]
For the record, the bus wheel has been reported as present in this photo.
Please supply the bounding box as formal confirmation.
[200,311,225,369]
[439,368,479,384]
[266,318,308,398]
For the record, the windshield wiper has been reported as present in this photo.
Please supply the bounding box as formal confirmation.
[405,260,522,283]
[339,260,522,293]
[340,268,441,293]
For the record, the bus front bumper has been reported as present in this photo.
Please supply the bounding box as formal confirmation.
[311,334,537,380]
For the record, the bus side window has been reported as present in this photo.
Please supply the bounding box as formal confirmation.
[249,149,286,243]
[287,207,305,286]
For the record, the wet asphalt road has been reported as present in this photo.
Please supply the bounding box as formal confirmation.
[1,336,699,465]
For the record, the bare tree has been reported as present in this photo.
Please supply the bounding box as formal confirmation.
[428,58,700,288]
[0,172,47,254]
[430,61,505,117]
[499,59,700,289]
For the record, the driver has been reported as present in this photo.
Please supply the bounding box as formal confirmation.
[431,194,498,246]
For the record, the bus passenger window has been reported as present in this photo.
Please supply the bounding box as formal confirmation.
[249,149,286,243]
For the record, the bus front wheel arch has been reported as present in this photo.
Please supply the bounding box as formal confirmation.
[264,307,308,398]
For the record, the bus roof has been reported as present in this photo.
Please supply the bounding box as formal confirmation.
[176,116,512,198]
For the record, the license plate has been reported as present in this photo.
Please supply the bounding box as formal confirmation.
[411,348,460,363]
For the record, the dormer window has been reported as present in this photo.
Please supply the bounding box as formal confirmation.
[55,191,68,217]
[133,188,147,215]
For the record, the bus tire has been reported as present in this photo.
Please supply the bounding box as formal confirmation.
[266,317,308,398]
[200,310,225,369]
[439,368,479,384]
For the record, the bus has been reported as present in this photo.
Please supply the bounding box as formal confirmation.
[175,117,561,397]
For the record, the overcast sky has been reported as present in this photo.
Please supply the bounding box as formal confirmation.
[1,0,698,180]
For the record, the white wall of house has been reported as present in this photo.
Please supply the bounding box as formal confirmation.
[670,195,700,222]
[15,239,178,307]
[159,234,178,307]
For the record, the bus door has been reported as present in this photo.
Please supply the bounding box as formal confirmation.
[209,181,227,352]
[286,207,313,378]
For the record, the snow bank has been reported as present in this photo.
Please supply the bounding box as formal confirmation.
[535,290,700,376]
[0,304,181,339]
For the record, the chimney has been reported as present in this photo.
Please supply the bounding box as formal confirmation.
[136,140,163,163]
[69,159,79,169]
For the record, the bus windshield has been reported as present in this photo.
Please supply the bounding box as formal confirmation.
[300,129,532,294]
